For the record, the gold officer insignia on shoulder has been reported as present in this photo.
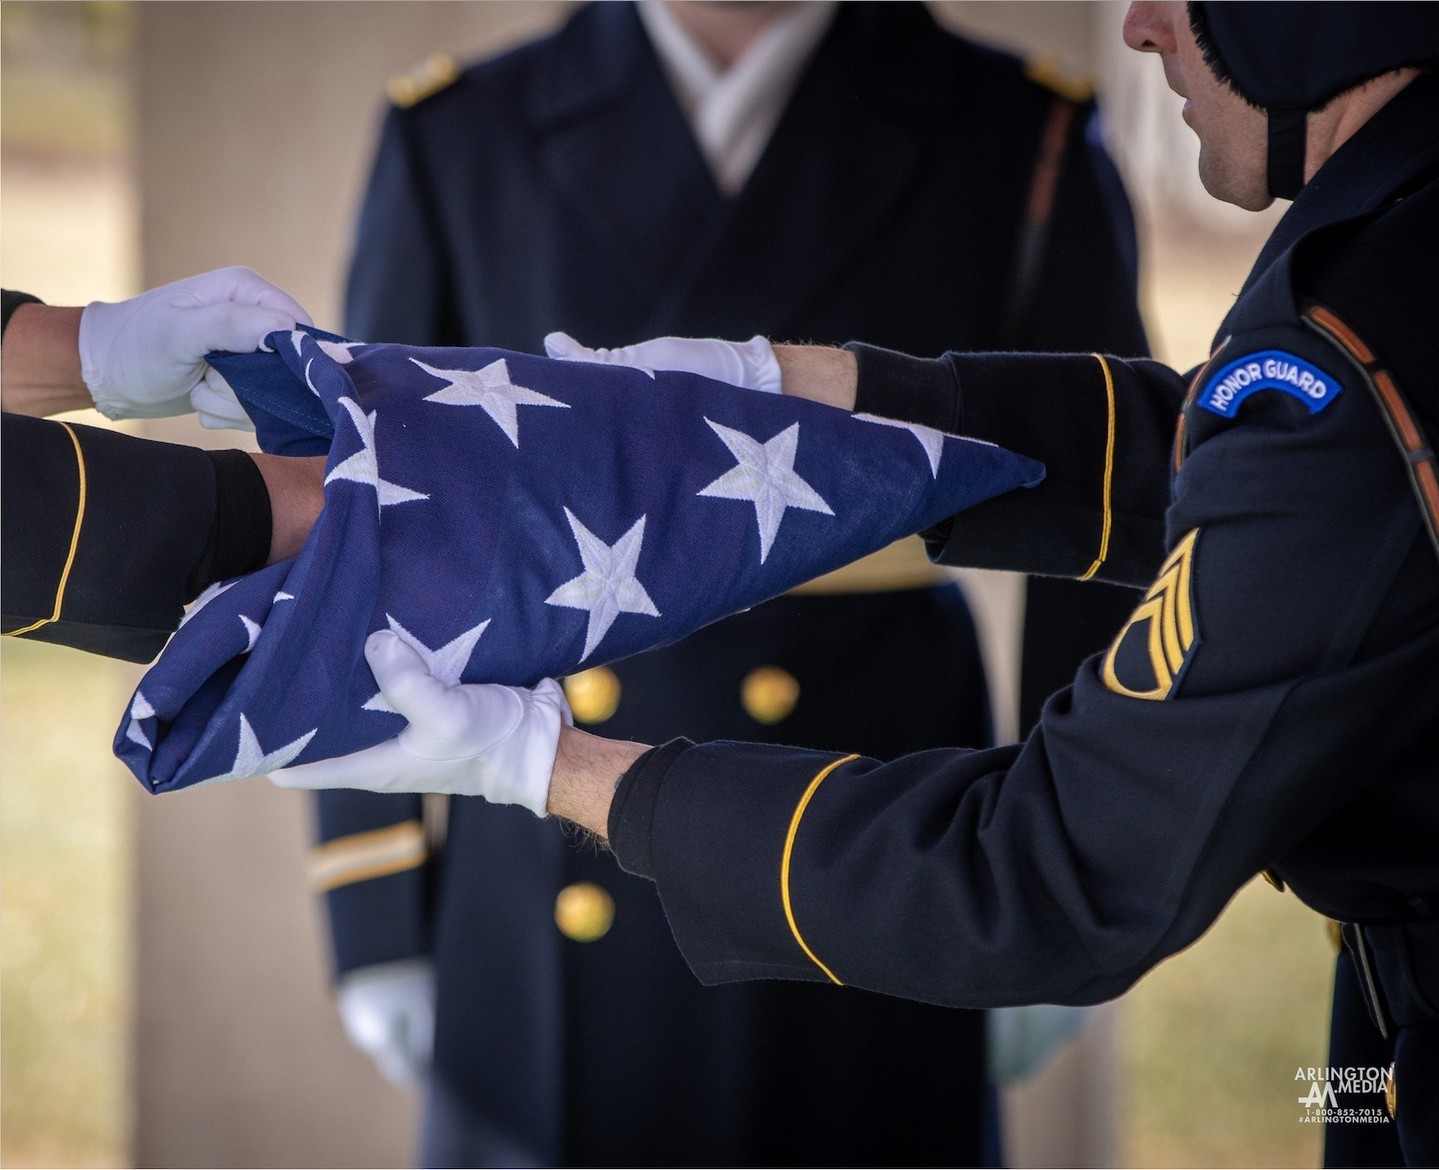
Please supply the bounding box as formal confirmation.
[388,52,460,109]
[1025,55,1095,104]
[1101,528,1200,700]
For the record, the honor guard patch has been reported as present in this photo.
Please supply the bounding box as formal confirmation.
[1102,528,1200,700]
[1199,350,1341,418]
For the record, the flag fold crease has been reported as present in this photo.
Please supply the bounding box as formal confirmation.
[115,328,1042,792]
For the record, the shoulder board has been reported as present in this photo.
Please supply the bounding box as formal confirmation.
[387,52,460,110]
[1024,55,1094,105]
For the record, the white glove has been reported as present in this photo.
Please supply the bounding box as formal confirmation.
[189,367,254,431]
[335,958,436,1087]
[271,631,570,815]
[544,330,782,393]
[78,265,312,423]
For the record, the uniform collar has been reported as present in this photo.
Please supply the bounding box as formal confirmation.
[1241,72,1439,303]
[525,3,655,131]
[635,1,838,195]
[526,2,969,133]
[519,2,976,336]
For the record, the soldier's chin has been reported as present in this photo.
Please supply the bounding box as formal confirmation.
[1197,150,1274,213]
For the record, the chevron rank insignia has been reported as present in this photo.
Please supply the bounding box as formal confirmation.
[1102,528,1201,700]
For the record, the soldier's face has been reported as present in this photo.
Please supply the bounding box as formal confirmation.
[1123,1,1274,211]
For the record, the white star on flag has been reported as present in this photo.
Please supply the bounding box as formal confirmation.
[222,714,317,780]
[316,338,366,365]
[181,580,235,627]
[698,419,833,563]
[241,616,262,651]
[853,413,947,478]
[326,397,429,508]
[126,692,156,750]
[363,614,492,712]
[546,509,659,661]
[412,357,569,448]
[301,356,324,400]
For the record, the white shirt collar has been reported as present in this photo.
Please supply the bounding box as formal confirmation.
[636,1,839,196]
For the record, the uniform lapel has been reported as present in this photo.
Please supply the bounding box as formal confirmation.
[655,4,932,337]
[526,3,727,307]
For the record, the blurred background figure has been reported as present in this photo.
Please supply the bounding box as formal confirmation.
[315,2,1144,1165]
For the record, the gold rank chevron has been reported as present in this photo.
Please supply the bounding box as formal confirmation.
[1101,528,1199,700]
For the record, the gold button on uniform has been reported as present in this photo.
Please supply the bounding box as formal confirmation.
[564,667,622,725]
[554,882,615,943]
[741,666,800,725]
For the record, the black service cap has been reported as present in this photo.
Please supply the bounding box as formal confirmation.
[1189,2,1439,198]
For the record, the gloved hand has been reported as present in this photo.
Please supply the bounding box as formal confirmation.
[271,630,569,815]
[78,266,312,424]
[335,958,436,1087]
[189,366,255,431]
[544,330,782,393]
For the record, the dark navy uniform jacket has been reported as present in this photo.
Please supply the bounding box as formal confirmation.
[1,289,270,665]
[2,411,219,661]
[609,75,1439,1158]
[320,3,1146,1164]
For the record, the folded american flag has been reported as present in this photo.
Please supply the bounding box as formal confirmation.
[115,328,1042,793]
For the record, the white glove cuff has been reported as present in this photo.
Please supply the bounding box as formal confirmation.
[78,299,194,420]
[78,300,126,419]
[737,335,783,394]
[474,678,568,817]
[191,367,256,430]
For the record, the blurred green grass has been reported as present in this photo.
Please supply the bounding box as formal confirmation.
[1119,877,1334,1167]
[1,640,135,1169]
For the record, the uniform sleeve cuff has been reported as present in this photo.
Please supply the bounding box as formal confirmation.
[184,450,272,601]
[1,290,43,336]
[608,737,694,880]
[845,342,963,434]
